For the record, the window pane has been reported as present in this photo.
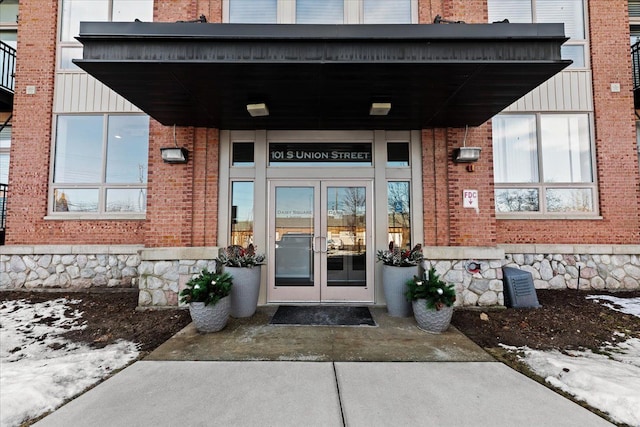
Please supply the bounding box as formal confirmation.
[0,0,19,24]
[0,153,8,184]
[231,182,254,247]
[364,0,411,23]
[541,114,592,183]
[495,188,539,212]
[487,0,532,23]
[106,115,149,183]
[387,182,411,250]
[53,188,99,212]
[61,0,109,42]
[230,0,277,23]
[112,0,153,22]
[546,188,593,212]
[0,126,10,149]
[536,0,584,40]
[106,188,147,212]
[60,46,83,70]
[387,142,409,167]
[493,115,539,183]
[561,45,585,68]
[232,142,254,166]
[297,0,343,24]
[54,116,103,183]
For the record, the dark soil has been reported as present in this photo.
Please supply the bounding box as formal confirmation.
[452,289,640,352]
[1,288,639,355]
[0,290,191,357]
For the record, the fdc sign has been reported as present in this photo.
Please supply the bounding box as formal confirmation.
[463,190,478,209]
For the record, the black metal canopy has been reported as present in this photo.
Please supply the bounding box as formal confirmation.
[75,22,570,130]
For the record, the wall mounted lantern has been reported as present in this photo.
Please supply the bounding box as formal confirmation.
[453,125,481,163]
[160,125,189,164]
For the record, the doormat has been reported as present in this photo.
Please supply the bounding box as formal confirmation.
[269,306,376,326]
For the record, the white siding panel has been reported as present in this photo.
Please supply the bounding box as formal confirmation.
[504,70,593,113]
[54,73,141,114]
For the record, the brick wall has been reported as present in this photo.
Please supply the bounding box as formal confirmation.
[496,0,640,244]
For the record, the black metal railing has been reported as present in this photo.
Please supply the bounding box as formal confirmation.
[632,41,640,108]
[0,41,16,94]
[0,183,7,245]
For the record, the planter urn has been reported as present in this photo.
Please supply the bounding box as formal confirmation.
[225,266,261,318]
[411,299,453,333]
[188,296,231,333]
[381,264,418,317]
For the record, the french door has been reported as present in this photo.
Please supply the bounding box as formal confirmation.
[268,180,374,303]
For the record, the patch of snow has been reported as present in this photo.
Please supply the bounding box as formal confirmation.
[0,298,139,427]
[586,295,640,318]
[501,296,640,426]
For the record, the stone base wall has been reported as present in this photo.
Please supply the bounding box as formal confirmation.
[2,245,639,308]
[500,245,640,291]
[1,246,143,289]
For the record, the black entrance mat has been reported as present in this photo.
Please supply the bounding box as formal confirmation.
[269,306,376,326]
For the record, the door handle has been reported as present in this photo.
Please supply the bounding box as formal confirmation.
[313,236,321,253]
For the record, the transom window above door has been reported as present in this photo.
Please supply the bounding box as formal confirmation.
[226,0,416,24]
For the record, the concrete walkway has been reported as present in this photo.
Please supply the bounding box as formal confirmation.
[34,361,612,426]
[34,307,614,426]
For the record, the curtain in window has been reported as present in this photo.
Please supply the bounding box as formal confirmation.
[229,0,277,23]
[363,0,411,24]
[492,115,538,183]
[487,0,532,23]
[296,0,343,24]
[540,115,591,183]
[536,0,584,39]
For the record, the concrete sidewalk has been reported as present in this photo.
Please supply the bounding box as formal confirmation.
[34,360,613,426]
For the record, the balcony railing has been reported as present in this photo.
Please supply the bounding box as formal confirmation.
[0,41,16,111]
[0,183,7,245]
[0,41,15,93]
[632,40,640,108]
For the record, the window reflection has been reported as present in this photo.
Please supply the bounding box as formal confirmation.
[106,115,149,184]
[53,188,99,212]
[106,188,147,212]
[231,182,254,246]
[387,182,411,250]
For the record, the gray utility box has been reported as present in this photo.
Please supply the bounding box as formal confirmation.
[502,267,541,308]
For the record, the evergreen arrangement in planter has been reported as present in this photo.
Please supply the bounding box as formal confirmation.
[218,245,265,318]
[405,266,456,333]
[179,266,233,333]
[377,242,423,317]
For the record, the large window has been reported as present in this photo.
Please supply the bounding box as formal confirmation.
[228,0,414,24]
[59,0,153,70]
[488,0,587,68]
[52,114,149,214]
[493,113,596,215]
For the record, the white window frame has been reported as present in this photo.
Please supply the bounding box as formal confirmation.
[223,0,418,24]
[47,113,149,219]
[487,0,589,69]
[493,112,599,218]
[57,0,154,72]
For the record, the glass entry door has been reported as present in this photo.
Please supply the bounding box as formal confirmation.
[268,180,373,303]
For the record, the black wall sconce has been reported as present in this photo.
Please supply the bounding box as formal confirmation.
[160,125,189,164]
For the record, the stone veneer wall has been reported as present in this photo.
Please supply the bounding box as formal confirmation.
[1,246,144,289]
[500,245,640,291]
[2,245,639,308]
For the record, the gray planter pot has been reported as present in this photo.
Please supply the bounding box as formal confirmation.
[411,299,453,333]
[188,296,230,333]
[381,264,418,317]
[225,266,261,318]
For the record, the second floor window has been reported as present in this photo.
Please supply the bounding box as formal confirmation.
[59,0,153,70]
[488,0,587,68]
[228,0,414,24]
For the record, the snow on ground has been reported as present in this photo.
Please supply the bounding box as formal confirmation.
[0,298,139,427]
[1,294,639,427]
[504,295,640,427]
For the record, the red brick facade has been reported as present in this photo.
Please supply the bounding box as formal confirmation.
[5,0,640,248]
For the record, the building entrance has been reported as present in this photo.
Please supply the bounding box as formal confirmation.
[268,180,374,303]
